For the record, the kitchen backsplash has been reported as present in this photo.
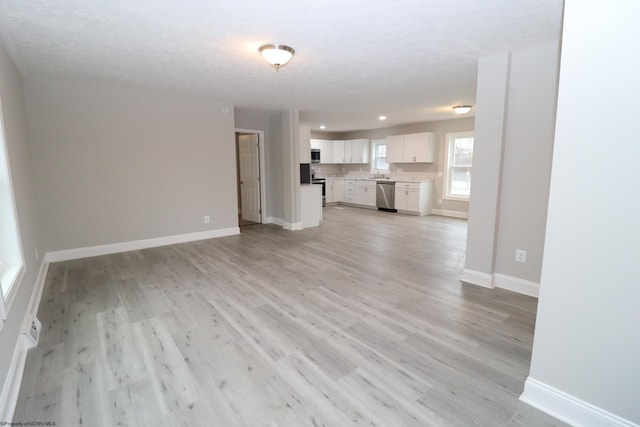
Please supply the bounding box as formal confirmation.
[312,163,436,182]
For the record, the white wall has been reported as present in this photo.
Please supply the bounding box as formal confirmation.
[24,79,238,252]
[523,1,640,425]
[463,42,560,294]
[267,112,284,221]
[495,42,560,283]
[0,44,41,418]
[462,52,511,287]
[234,109,285,222]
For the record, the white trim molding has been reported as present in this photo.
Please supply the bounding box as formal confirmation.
[521,377,639,427]
[494,273,539,297]
[264,216,283,226]
[282,222,303,231]
[0,257,49,423]
[431,209,469,219]
[46,227,240,262]
[460,269,493,288]
[264,217,304,231]
[460,270,540,298]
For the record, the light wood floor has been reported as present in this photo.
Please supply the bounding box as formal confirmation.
[14,206,564,426]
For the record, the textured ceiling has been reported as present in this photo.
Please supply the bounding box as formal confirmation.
[0,0,563,131]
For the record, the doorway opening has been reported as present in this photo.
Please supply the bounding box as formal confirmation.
[235,130,266,228]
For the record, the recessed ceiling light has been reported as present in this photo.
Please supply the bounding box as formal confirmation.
[320,125,326,130]
[378,115,387,121]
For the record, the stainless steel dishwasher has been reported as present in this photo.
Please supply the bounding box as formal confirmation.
[376,181,396,212]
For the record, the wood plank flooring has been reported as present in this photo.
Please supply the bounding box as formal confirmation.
[13,206,565,426]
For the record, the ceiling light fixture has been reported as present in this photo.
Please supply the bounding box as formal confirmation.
[320,125,326,130]
[258,44,295,71]
[378,115,387,121]
[452,105,473,115]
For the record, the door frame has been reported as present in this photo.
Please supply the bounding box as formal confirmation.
[235,128,267,224]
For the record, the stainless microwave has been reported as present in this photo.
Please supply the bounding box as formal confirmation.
[311,148,320,163]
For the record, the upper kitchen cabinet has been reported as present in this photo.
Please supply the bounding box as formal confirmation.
[342,139,369,164]
[299,125,311,163]
[350,139,370,164]
[308,139,369,164]
[333,140,345,163]
[311,139,334,164]
[386,132,435,163]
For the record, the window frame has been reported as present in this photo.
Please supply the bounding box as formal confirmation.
[444,131,474,201]
[0,98,25,319]
[370,139,389,173]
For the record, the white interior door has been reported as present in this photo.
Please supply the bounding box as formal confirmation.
[238,134,261,223]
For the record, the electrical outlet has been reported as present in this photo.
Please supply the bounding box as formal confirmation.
[204,216,210,224]
[515,249,527,263]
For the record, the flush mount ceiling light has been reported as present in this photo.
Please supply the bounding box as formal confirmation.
[320,125,326,130]
[378,115,387,121]
[452,105,473,115]
[259,44,295,71]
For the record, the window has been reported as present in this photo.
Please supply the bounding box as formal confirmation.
[445,131,474,200]
[371,139,388,172]
[1,99,24,318]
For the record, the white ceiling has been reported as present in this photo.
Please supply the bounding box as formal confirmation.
[0,0,563,132]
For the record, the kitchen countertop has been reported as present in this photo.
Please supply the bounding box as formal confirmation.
[319,176,432,183]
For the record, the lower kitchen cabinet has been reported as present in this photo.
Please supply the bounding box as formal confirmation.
[356,180,376,207]
[333,179,344,202]
[326,179,335,203]
[394,181,433,215]
[344,179,358,204]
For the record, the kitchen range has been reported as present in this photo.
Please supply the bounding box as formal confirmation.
[311,177,326,206]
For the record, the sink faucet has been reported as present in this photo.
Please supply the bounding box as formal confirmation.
[374,168,380,178]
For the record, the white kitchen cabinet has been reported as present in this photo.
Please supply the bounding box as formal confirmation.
[325,178,335,203]
[320,140,333,164]
[333,140,345,164]
[299,126,311,163]
[386,135,404,163]
[333,179,344,202]
[386,132,435,163]
[344,179,358,204]
[394,181,433,215]
[356,180,376,206]
[308,139,369,164]
[349,139,370,164]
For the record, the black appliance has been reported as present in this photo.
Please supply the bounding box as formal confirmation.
[311,149,320,163]
[300,163,311,184]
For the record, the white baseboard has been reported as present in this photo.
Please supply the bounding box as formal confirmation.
[46,227,240,262]
[264,216,284,226]
[0,257,49,423]
[264,217,303,230]
[494,273,539,297]
[0,335,30,423]
[432,209,469,219]
[521,377,639,427]
[283,221,303,231]
[460,270,540,298]
[460,269,494,288]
